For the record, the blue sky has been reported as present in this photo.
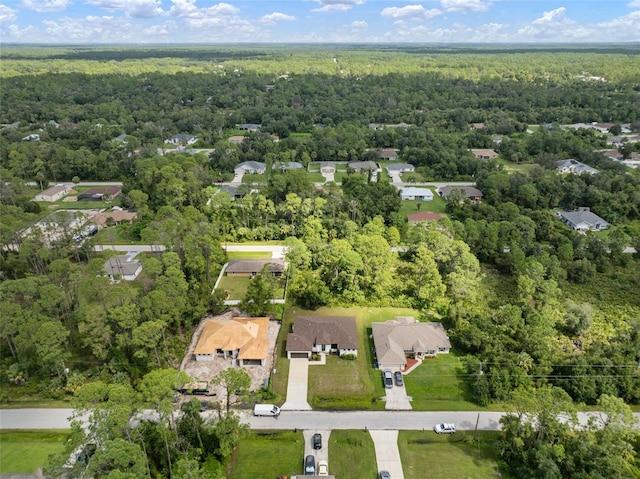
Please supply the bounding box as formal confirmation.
[1,1,640,43]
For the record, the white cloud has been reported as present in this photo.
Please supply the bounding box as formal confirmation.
[596,10,640,38]
[258,12,295,25]
[0,4,17,24]
[21,0,70,13]
[168,0,199,18]
[381,5,442,20]
[313,0,364,13]
[85,0,164,18]
[142,21,177,35]
[533,7,566,24]
[41,15,141,42]
[627,0,640,7]
[441,0,491,13]
[350,20,368,27]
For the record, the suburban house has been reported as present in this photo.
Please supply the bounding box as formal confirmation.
[372,316,451,371]
[599,149,624,161]
[34,185,69,202]
[320,162,336,174]
[216,185,244,200]
[225,259,285,277]
[470,148,499,160]
[22,133,40,141]
[556,159,599,175]
[437,185,483,203]
[557,208,609,231]
[228,135,245,145]
[386,163,415,174]
[378,149,398,161]
[286,316,358,359]
[103,255,142,282]
[492,135,504,146]
[400,187,433,201]
[113,134,128,143]
[275,161,304,171]
[90,210,137,228]
[469,122,486,130]
[407,212,447,224]
[237,123,261,131]
[193,316,270,366]
[164,134,197,146]
[348,161,378,173]
[234,161,266,175]
[77,186,122,202]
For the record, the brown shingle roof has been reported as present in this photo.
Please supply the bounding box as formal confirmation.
[91,210,137,227]
[286,316,358,352]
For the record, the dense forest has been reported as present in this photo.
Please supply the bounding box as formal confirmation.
[1,45,639,478]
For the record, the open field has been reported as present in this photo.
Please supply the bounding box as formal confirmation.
[398,194,447,216]
[398,430,508,479]
[328,430,377,479]
[0,430,68,474]
[227,430,303,479]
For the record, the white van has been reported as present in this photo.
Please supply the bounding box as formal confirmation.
[253,404,280,417]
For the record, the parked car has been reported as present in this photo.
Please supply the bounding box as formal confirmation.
[304,454,316,475]
[394,371,403,386]
[379,470,391,479]
[434,423,456,434]
[312,433,322,450]
[383,369,393,388]
[317,459,329,476]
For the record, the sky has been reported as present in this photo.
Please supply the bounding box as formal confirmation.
[1,1,640,44]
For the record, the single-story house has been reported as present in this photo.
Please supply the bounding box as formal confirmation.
[275,161,304,171]
[217,185,243,200]
[194,316,270,365]
[471,148,499,160]
[228,135,245,145]
[599,149,624,161]
[77,186,122,202]
[400,187,433,201]
[348,161,378,172]
[469,122,486,130]
[113,134,128,143]
[437,186,483,203]
[492,135,504,145]
[237,123,261,131]
[556,159,599,175]
[557,208,609,231]
[379,149,398,161]
[34,185,69,202]
[103,255,142,281]
[320,162,336,174]
[225,259,285,277]
[372,316,451,371]
[234,161,266,175]
[91,210,137,228]
[286,316,358,359]
[407,212,447,224]
[22,133,40,141]
[164,134,197,146]
[386,163,414,174]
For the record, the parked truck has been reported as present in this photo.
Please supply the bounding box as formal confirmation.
[253,404,280,417]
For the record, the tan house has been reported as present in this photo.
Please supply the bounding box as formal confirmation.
[34,185,69,202]
[378,149,398,161]
[372,316,451,371]
[194,317,270,365]
[286,316,358,359]
[225,259,285,277]
[320,162,336,174]
[437,185,483,203]
[91,210,137,228]
[228,135,245,145]
[470,149,499,160]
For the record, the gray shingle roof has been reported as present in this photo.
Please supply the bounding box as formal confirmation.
[372,319,451,365]
[286,316,358,352]
[226,259,285,274]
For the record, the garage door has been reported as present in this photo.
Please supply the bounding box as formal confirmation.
[290,352,309,359]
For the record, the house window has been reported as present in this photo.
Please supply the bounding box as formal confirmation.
[438,347,446,352]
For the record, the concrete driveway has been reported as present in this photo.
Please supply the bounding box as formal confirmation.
[384,382,412,410]
[322,171,335,183]
[369,429,404,479]
[303,429,331,472]
[281,358,312,410]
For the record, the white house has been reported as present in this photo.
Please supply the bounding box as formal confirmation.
[103,255,142,281]
[556,159,599,175]
[234,161,266,175]
[34,185,69,202]
[164,134,197,146]
[400,187,433,201]
[557,208,609,232]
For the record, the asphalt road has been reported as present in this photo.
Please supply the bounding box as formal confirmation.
[3,408,638,432]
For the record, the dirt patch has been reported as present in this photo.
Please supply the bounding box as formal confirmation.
[180,308,281,400]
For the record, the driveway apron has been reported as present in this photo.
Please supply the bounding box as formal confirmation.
[281,358,312,410]
[369,429,405,479]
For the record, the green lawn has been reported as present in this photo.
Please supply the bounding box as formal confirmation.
[328,430,377,479]
[216,275,286,301]
[93,225,144,245]
[405,353,485,411]
[398,431,508,479]
[227,430,303,479]
[0,430,68,474]
[226,251,272,260]
[398,194,447,216]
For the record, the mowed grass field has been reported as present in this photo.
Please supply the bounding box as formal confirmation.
[227,430,303,479]
[398,431,508,479]
[328,430,377,479]
[0,430,68,474]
